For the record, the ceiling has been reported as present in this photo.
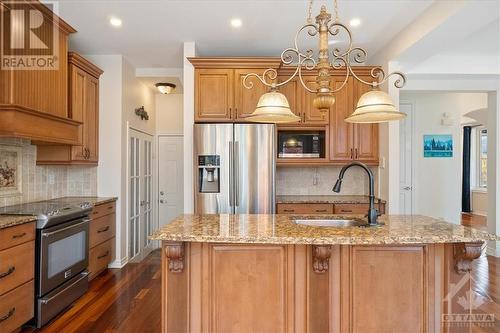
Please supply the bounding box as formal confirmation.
[56,0,434,68]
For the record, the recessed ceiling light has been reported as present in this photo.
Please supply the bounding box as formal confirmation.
[230,18,242,28]
[349,18,361,27]
[109,17,122,27]
[328,39,340,45]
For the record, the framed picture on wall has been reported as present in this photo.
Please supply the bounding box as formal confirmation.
[423,134,453,158]
[0,146,22,196]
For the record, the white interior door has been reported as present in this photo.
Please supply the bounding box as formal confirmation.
[399,101,414,214]
[128,129,154,262]
[158,136,184,227]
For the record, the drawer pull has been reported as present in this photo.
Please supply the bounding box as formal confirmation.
[92,211,99,215]
[12,232,26,239]
[315,209,328,213]
[107,206,114,210]
[283,209,294,213]
[0,308,15,323]
[98,251,110,260]
[341,209,353,213]
[0,266,15,279]
[97,226,110,233]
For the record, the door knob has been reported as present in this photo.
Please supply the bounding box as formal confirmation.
[402,186,412,191]
[160,191,164,195]
[160,199,166,204]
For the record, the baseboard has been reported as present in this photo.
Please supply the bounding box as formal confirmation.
[108,256,129,269]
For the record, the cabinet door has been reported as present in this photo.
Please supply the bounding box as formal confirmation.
[277,76,302,126]
[85,75,99,162]
[234,69,274,120]
[301,76,329,125]
[69,66,87,160]
[353,77,379,163]
[195,69,234,121]
[330,77,354,162]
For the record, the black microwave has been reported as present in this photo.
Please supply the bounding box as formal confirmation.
[277,130,326,158]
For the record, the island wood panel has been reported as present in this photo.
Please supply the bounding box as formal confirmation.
[348,246,427,332]
[195,69,234,121]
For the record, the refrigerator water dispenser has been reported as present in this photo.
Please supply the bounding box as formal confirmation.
[198,155,220,193]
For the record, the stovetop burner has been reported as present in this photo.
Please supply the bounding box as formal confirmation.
[1,200,92,229]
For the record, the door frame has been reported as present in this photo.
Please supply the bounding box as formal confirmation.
[399,99,416,215]
[155,134,184,249]
[126,125,156,262]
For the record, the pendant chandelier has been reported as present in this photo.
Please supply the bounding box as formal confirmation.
[243,0,407,124]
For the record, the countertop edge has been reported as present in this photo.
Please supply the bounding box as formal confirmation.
[0,215,37,230]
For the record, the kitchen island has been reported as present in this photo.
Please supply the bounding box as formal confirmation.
[151,214,498,333]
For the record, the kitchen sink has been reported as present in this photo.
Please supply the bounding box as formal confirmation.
[294,218,367,227]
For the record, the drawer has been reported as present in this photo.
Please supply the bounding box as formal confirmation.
[277,203,333,214]
[90,201,116,220]
[334,203,386,215]
[89,213,116,248]
[0,241,34,296]
[89,238,114,280]
[0,280,34,333]
[0,223,35,251]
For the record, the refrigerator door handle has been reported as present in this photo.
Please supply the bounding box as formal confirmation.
[234,141,239,207]
[229,141,234,207]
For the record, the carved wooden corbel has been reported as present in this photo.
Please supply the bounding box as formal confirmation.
[453,242,483,274]
[164,242,185,273]
[312,245,332,273]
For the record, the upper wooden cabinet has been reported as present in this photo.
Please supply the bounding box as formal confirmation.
[190,58,281,122]
[330,72,379,165]
[37,53,103,165]
[300,76,329,125]
[0,1,81,144]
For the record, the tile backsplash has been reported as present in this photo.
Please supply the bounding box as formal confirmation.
[276,166,378,196]
[0,139,97,207]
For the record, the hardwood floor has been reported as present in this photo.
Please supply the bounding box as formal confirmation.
[21,244,499,333]
[22,250,162,333]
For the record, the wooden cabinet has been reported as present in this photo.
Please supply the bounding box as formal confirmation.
[277,203,333,214]
[330,74,379,165]
[190,58,282,122]
[0,223,35,333]
[88,201,116,280]
[195,69,234,121]
[36,52,103,165]
[334,203,386,215]
[301,76,329,125]
[0,1,81,144]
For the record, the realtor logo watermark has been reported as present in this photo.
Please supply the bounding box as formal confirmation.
[442,272,495,328]
[1,1,59,70]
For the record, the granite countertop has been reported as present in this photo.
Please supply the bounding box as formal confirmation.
[276,195,386,204]
[150,214,498,245]
[46,196,117,206]
[0,215,37,230]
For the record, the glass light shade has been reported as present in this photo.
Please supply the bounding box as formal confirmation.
[247,91,301,124]
[155,83,176,94]
[345,90,406,123]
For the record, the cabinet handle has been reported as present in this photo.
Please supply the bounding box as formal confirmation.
[315,209,328,213]
[0,308,15,323]
[0,266,15,279]
[283,209,295,213]
[107,206,114,210]
[350,148,353,159]
[355,148,358,159]
[341,209,353,213]
[12,232,26,239]
[98,251,110,260]
[97,226,110,233]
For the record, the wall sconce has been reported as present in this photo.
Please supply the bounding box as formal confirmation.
[155,82,176,94]
[135,106,149,120]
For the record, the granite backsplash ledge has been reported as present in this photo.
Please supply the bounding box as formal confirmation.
[0,138,97,208]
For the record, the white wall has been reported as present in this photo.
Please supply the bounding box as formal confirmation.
[183,42,196,213]
[401,92,488,223]
[156,94,183,135]
[86,55,156,267]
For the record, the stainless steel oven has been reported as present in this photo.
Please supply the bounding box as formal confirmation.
[38,217,89,296]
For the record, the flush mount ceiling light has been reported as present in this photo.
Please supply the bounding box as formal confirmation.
[155,82,176,94]
[109,16,122,27]
[349,17,361,27]
[243,0,407,124]
[230,18,243,28]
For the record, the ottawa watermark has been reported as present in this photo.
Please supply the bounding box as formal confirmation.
[1,1,59,70]
[442,272,496,329]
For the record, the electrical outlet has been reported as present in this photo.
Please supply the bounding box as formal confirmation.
[48,173,55,185]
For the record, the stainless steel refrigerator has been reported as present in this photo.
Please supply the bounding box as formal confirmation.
[194,123,276,214]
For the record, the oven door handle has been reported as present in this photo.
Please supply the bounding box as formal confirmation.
[41,219,90,238]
